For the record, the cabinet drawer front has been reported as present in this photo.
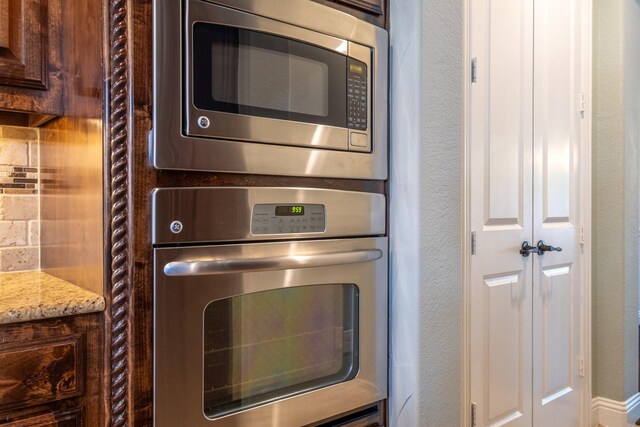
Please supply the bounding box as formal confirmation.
[0,337,83,410]
[1,407,81,427]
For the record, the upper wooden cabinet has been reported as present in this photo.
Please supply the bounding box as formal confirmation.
[0,0,62,126]
[0,0,48,89]
[312,0,386,27]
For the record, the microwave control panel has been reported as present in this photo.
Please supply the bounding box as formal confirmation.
[251,204,326,235]
[347,58,368,131]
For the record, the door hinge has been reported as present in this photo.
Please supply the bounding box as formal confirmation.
[579,92,587,113]
[471,402,477,427]
[471,58,478,83]
[579,225,585,245]
[578,356,585,377]
[471,231,477,255]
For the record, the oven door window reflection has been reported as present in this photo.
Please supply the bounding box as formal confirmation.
[203,284,359,418]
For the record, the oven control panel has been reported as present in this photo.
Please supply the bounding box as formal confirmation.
[251,204,325,235]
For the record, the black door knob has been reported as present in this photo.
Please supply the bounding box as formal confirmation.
[520,241,539,257]
[536,240,562,254]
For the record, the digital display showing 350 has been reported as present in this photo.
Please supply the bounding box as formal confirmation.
[275,206,305,216]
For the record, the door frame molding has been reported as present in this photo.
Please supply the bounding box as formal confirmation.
[579,1,593,425]
[461,0,470,425]
[461,0,593,425]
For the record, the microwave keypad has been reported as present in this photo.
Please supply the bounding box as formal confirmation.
[347,58,368,131]
[252,204,326,235]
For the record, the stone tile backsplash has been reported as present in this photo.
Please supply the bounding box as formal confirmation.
[0,126,39,272]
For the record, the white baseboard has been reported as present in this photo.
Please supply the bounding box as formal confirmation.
[592,393,640,427]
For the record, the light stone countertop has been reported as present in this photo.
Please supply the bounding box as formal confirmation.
[0,271,105,324]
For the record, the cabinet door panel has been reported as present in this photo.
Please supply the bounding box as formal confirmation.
[0,0,48,89]
[0,337,83,411]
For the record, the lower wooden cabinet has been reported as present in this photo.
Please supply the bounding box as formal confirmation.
[0,407,81,427]
[0,314,102,426]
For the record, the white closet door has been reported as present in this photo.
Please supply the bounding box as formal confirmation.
[469,0,534,425]
[532,0,584,425]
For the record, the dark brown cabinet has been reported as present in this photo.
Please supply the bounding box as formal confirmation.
[0,314,102,426]
[0,0,62,126]
[0,0,48,90]
[0,408,81,427]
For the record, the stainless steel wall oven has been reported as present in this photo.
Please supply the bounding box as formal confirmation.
[152,187,388,427]
[152,0,388,179]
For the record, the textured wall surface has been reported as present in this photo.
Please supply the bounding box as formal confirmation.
[623,0,640,400]
[0,126,40,272]
[389,0,464,425]
[592,0,640,402]
[388,0,421,424]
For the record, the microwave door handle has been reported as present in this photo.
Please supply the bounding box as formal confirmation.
[163,249,383,276]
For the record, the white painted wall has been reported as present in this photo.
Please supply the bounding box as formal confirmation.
[388,0,464,425]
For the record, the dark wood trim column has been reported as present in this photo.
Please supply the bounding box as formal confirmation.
[106,0,132,425]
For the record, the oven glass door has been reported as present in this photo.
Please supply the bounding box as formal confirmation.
[192,23,349,127]
[203,284,358,418]
[154,237,387,427]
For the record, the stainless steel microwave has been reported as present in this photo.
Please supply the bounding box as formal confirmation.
[152,0,388,179]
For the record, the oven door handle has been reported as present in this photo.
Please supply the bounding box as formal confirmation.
[163,249,383,276]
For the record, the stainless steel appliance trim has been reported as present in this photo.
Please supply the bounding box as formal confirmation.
[196,0,385,44]
[186,114,352,150]
[152,0,388,179]
[151,187,386,245]
[192,1,350,54]
[154,236,388,427]
[163,248,383,276]
[184,0,360,150]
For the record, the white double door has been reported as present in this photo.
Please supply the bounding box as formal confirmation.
[469,0,588,426]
